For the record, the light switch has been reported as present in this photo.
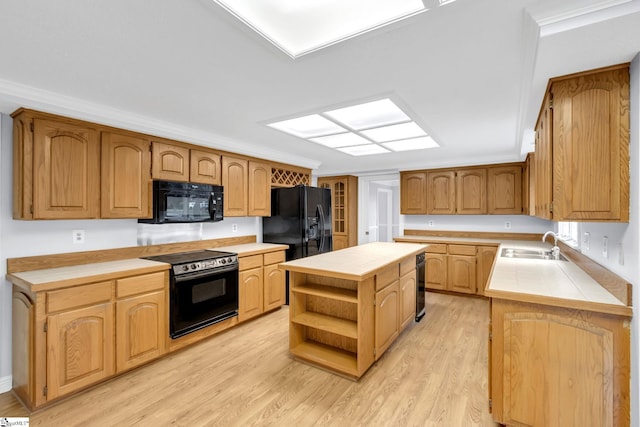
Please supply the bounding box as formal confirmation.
[603,236,608,258]
[583,232,590,251]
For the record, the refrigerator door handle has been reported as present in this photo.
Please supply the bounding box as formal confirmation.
[317,204,326,252]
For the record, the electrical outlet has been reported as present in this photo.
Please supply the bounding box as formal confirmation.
[232,223,238,233]
[504,221,511,230]
[428,220,434,227]
[583,232,590,251]
[72,229,85,244]
[603,236,608,258]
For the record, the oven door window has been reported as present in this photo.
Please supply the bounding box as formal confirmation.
[172,270,238,338]
[165,192,211,222]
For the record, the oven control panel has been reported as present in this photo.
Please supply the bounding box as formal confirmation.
[173,255,238,275]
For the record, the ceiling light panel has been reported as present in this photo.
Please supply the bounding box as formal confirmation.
[382,136,440,151]
[267,114,346,138]
[213,0,426,57]
[337,145,390,156]
[360,121,427,142]
[310,133,370,148]
[324,98,410,130]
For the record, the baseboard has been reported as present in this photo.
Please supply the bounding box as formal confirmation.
[0,375,11,393]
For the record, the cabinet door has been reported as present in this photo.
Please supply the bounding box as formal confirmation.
[190,149,221,185]
[399,271,416,331]
[476,246,497,296]
[535,94,554,220]
[552,67,629,221]
[400,172,427,214]
[427,171,456,214]
[248,160,272,216]
[222,156,248,217]
[46,303,115,400]
[32,118,100,219]
[447,255,477,294]
[426,253,447,290]
[456,169,487,214]
[375,280,399,359]
[239,267,263,322]
[101,132,151,219]
[151,141,190,181]
[333,235,349,251]
[487,166,522,215]
[116,290,167,373]
[263,263,285,311]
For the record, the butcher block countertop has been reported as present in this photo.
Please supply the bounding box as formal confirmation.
[212,242,288,256]
[279,242,427,281]
[7,258,170,293]
[397,234,632,317]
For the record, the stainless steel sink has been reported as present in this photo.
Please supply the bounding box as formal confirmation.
[500,247,567,261]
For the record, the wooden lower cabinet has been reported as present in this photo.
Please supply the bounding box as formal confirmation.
[239,267,264,322]
[423,243,497,296]
[238,250,286,322]
[490,299,630,426]
[46,302,115,400]
[11,270,169,409]
[375,280,400,359]
[399,270,417,331]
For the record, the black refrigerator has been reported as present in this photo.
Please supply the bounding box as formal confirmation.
[262,185,332,261]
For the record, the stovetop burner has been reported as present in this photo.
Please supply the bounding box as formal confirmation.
[145,250,238,275]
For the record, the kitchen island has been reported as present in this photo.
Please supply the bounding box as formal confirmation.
[279,242,427,378]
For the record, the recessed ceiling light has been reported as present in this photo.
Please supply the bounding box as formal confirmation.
[267,114,346,138]
[213,0,427,58]
[382,136,440,151]
[360,121,427,142]
[324,98,410,130]
[337,145,390,156]
[310,133,370,148]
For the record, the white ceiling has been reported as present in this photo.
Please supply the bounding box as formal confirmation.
[0,0,639,176]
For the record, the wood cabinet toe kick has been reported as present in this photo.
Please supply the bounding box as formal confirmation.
[279,242,426,379]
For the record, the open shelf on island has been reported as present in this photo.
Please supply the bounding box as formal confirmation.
[292,284,357,303]
[290,341,358,376]
[292,312,358,338]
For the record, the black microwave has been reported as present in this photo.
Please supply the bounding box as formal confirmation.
[139,180,224,224]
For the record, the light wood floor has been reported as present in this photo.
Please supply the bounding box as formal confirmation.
[0,292,498,426]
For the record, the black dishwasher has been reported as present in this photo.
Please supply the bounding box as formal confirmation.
[416,252,426,321]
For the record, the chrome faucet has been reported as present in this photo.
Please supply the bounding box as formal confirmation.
[542,231,560,260]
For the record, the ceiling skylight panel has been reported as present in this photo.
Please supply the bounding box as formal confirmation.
[360,121,427,143]
[382,136,440,151]
[324,99,410,130]
[267,114,346,138]
[310,133,370,148]
[337,145,390,156]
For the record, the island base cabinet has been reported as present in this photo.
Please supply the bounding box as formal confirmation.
[490,299,630,427]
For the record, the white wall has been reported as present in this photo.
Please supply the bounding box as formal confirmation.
[402,214,553,234]
[0,113,261,392]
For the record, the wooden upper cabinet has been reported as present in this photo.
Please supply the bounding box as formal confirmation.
[427,171,455,214]
[487,165,522,215]
[534,93,554,220]
[552,65,629,221]
[248,161,271,216]
[151,141,190,181]
[456,169,486,214]
[400,172,427,214]
[32,118,100,219]
[190,149,221,185]
[101,132,151,219]
[222,156,248,217]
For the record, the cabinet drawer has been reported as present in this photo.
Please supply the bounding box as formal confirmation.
[376,265,399,292]
[47,281,113,313]
[240,254,263,271]
[117,272,166,299]
[400,256,417,276]
[425,244,447,254]
[263,251,285,265]
[448,245,477,256]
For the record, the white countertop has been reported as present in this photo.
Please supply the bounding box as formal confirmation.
[279,242,427,281]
